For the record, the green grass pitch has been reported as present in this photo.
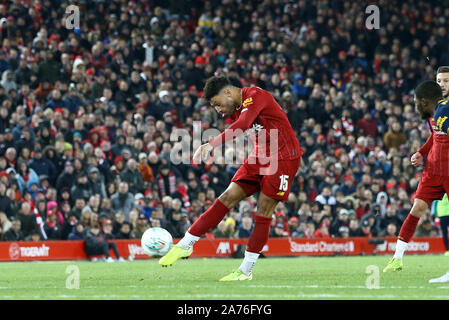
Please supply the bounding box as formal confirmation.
[1,255,449,300]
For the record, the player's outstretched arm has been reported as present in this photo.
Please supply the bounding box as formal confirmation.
[209,99,262,148]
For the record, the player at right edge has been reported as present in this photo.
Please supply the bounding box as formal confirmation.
[384,79,449,272]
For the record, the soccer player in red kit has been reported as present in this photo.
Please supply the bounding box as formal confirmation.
[384,80,447,272]
[159,76,303,280]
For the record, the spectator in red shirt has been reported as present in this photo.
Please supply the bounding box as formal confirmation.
[356,113,379,138]
[89,44,108,70]
[314,216,331,238]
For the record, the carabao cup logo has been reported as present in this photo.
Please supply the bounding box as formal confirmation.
[149,239,166,251]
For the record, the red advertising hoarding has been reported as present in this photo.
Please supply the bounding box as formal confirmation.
[0,237,446,262]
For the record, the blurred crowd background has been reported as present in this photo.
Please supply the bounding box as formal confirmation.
[0,0,447,244]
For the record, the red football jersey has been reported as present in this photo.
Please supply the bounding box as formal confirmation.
[419,108,449,176]
[209,86,303,163]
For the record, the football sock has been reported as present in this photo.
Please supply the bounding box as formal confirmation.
[186,199,230,237]
[393,239,408,259]
[176,231,200,250]
[394,214,420,259]
[246,215,272,254]
[238,251,260,276]
[398,214,420,243]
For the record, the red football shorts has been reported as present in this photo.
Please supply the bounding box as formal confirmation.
[414,172,449,206]
[231,157,301,201]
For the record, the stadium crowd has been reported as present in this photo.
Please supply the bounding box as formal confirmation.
[0,0,446,246]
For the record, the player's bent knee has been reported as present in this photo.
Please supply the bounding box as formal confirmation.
[218,183,246,208]
[410,199,429,217]
[256,203,271,217]
[218,190,240,208]
[256,193,279,218]
[218,192,233,207]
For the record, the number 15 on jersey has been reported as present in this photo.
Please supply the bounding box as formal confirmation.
[279,175,289,191]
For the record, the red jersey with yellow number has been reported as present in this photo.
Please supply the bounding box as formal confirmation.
[419,99,449,176]
[209,86,303,163]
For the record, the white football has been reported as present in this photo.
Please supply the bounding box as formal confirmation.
[141,227,173,257]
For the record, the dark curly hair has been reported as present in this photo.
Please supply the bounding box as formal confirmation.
[415,80,442,101]
[202,76,231,101]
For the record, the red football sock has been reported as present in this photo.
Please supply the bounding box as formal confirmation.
[398,214,420,243]
[188,199,229,237]
[247,215,272,254]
